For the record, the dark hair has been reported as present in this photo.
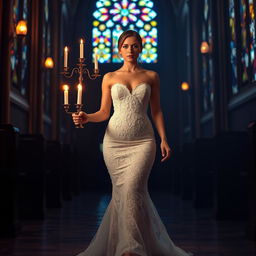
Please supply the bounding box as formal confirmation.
[118,30,143,51]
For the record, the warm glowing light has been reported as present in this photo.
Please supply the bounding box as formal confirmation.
[181,82,190,91]
[64,46,68,67]
[200,41,210,54]
[62,84,69,91]
[44,57,54,68]
[77,83,83,104]
[80,39,84,58]
[62,84,69,105]
[16,20,27,35]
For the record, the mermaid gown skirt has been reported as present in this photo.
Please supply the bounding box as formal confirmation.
[76,83,191,256]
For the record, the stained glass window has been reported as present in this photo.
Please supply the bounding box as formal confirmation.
[239,0,249,83]
[10,0,31,96]
[228,0,256,95]
[92,0,158,63]
[229,0,239,94]
[248,0,256,80]
[201,0,214,113]
[42,0,51,117]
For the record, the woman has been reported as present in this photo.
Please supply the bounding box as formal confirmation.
[73,30,192,256]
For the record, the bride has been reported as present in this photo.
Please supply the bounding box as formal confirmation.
[72,30,192,256]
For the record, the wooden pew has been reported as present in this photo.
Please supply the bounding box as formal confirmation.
[17,134,46,219]
[71,147,80,196]
[170,150,182,196]
[61,144,73,201]
[247,121,256,240]
[193,138,215,208]
[45,140,62,208]
[0,124,20,237]
[214,131,249,220]
[181,143,195,201]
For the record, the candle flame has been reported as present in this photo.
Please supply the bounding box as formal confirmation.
[77,84,82,90]
[64,46,68,52]
[80,39,83,44]
[200,41,210,54]
[63,84,69,91]
[44,57,54,68]
[181,82,189,91]
[16,20,27,35]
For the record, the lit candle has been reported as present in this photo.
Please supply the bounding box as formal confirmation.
[80,39,84,59]
[94,48,98,71]
[63,84,69,104]
[77,84,82,104]
[16,20,27,35]
[64,46,68,67]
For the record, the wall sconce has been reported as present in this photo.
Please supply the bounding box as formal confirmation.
[44,57,54,69]
[181,82,190,91]
[16,20,27,35]
[200,41,210,54]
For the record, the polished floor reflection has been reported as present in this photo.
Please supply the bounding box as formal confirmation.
[0,191,255,256]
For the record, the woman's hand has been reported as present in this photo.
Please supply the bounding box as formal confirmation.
[72,111,89,126]
[160,139,171,162]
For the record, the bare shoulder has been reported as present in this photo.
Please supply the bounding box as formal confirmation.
[103,72,115,80]
[143,70,160,87]
[102,72,115,89]
[103,70,121,81]
[145,70,159,79]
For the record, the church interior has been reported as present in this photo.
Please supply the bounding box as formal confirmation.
[0,0,256,255]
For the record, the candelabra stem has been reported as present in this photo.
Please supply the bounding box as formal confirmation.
[78,58,84,85]
[63,104,84,128]
[75,104,84,128]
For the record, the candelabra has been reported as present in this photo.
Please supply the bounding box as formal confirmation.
[61,56,100,128]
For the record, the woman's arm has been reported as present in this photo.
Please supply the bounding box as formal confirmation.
[149,72,171,162]
[86,73,112,122]
[72,73,112,124]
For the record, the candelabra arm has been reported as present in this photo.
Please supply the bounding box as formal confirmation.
[84,68,101,80]
[61,67,79,78]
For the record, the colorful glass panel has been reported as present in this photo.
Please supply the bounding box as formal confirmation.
[10,0,30,96]
[229,0,238,94]
[248,0,256,81]
[201,0,214,113]
[92,0,158,63]
[10,0,20,90]
[42,0,51,116]
[239,0,249,83]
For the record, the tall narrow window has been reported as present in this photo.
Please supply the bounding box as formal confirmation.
[10,0,31,96]
[239,0,249,83]
[228,0,256,95]
[201,0,214,113]
[248,0,256,80]
[229,0,239,94]
[92,0,158,63]
[42,0,51,117]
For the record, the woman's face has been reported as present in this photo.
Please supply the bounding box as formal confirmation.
[119,36,142,62]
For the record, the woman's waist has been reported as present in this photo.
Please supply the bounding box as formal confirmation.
[109,112,150,122]
[105,114,154,140]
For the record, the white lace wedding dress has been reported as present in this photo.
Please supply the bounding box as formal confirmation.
[76,83,192,256]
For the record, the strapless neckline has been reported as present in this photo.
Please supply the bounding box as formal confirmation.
[111,83,150,94]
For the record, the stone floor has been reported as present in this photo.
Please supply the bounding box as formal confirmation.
[0,191,255,256]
